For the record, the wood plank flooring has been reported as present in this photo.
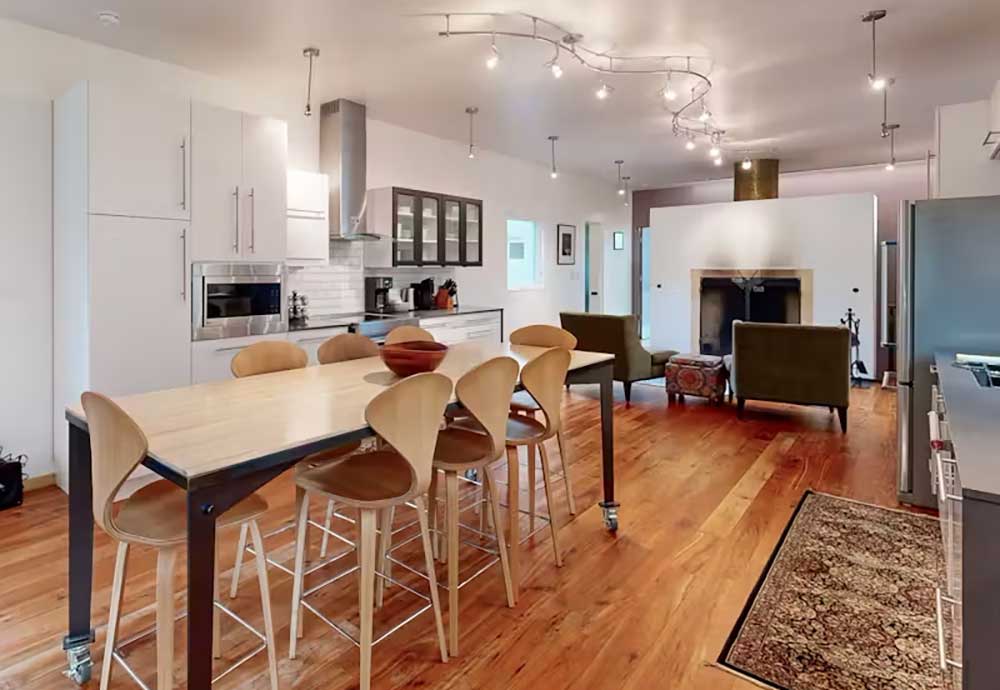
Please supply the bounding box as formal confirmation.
[0,381,904,689]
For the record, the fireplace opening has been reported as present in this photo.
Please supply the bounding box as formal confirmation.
[699,277,801,356]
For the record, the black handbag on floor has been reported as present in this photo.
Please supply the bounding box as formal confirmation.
[0,450,25,511]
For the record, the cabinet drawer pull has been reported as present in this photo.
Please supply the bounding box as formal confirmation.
[294,335,334,344]
[214,345,247,353]
[249,187,256,252]
[935,587,963,671]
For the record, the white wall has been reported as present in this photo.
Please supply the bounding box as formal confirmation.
[648,193,876,376]
[364,119,628,334]
[0,96,51,477]
[600,226,632,315]
[936,100,1000,199]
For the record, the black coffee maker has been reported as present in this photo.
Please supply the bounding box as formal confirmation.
[410,278,435,311]
[365,277,393,313]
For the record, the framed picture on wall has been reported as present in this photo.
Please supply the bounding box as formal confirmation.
[613,231,625,250]
[557,224,576,265]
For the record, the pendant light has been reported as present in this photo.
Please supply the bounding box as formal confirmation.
[465,106,479,159]
[486,32,501,69]
[622,176,631,207]
[596,82,614,100]
[741,156,753,171]
[548,135,560,179]
[662,69,678,102]
[615,160,625,195]
[862,10,888,91]
[302,47,320,117]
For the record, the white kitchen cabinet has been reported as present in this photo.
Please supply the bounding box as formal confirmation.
[88,215,192,396]
[191,333,288,385]
[189,107,287,261]
[241,114,288,261]
[191,102,243,260]
[286,170,330,265]
[86,81,191,220]
[363,187,395,268]
[287,327,350,364]
[419,312,502,345]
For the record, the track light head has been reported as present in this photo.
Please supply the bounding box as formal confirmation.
[486,42,500,70]
[596,83,613,100]
[713,156,724,166]
[885,160,895,172]
[551,61,563,78]
[550,170,559,179]
[869,74,887,91]
[685,138,696,151]
[741,157,753,171]
[709,145,721,158]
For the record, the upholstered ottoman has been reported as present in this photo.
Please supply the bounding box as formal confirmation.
[664,353,727,405]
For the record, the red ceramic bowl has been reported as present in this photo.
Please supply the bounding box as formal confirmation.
[380,341,449,377]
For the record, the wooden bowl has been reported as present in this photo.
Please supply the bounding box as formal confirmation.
[380,341,449,377]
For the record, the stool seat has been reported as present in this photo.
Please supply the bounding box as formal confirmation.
[116,480,268,545]
[433,426,494,470]
[505,413,548,445]
[508,389,540,413]
[296,449,414,508]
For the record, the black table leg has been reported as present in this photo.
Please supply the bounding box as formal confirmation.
[64,423,95,685]
[597,361,620,532]
[187,489,219,690]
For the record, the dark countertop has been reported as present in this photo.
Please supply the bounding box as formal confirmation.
[288,306,502,332]
[935,351,1000,503]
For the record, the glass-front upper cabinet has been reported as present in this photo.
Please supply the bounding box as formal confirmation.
[393,190,417,265]
[443,199,462,265]
[421,195,440,264]
[390,187,483,267]
[463,200,482,266]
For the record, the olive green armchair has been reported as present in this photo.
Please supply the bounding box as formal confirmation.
[559,312,677,403]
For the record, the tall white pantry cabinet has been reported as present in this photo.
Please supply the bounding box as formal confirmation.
[52,81,288,488]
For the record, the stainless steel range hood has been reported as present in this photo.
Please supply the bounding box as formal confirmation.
[320,98,381,241]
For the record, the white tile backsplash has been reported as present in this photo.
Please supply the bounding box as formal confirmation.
[288,241,456,316]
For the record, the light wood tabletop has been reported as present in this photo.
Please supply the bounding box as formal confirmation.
[66,340,613,481]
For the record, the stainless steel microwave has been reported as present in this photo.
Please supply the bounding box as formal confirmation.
[192,263,288,341]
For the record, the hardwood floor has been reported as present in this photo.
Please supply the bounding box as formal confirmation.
[0,381,903,690]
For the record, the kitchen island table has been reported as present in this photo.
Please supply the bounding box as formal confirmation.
[61,340,617,688]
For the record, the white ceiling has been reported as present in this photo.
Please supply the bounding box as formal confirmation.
[3,0,999,187]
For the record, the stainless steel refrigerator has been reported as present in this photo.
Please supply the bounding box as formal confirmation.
[897,195,1000,507]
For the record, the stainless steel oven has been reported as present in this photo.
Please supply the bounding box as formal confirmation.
[192,263,287,341]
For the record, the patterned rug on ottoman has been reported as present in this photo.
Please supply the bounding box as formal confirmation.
[719,491,949,690]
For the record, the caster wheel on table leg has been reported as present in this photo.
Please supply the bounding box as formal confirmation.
[63,647,92,685]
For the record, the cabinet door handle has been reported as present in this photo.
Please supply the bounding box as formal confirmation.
[249,187,256,252]
[180,138,187,211]
[233,186,240,253]
[180,228,188,300]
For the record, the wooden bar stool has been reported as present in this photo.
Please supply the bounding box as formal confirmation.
[384,325,434,345]
[430,357,518,655]
[503,347,572,595]
[288,372,452,690]
[508,325,579,521]
[81,392,278,690]
[229,340,360,599]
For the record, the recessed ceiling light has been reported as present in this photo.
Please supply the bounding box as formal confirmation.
[97,10,120,27]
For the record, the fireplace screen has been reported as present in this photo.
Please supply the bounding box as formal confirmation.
[699,277,801,356]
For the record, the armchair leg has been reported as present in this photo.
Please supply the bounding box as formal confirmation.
[623,381,632,404]
[837,407,848,433]
[737,397,746,419]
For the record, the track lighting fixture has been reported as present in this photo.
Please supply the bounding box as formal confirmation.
[465,106,479,159]
[741,157,753,171]
[862,10,888,91]
[596,82,614,100]
[550,61,563,79]
[708,133,722,159]
[698,101,711,122]
[549,135,560,179]
[662,71,678,101]
[486,33,501,69]
[615,160,625,195]
[302,47,320,117]
[685,137,697,151]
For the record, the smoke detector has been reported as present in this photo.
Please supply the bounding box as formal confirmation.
[97,11,121,27]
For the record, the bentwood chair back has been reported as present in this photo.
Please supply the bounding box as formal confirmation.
[384,325,435,345]
[81,392,149,543]
[231,340,308,378]
[520,347,572,439]
[367,372,453,497]
[510,324,577,350]
[454,357,520,461]
[318,333,380,364]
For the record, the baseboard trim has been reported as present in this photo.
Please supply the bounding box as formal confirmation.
[24,473,56,492]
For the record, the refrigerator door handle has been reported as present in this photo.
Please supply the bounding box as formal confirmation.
[880,240,897,348]
[898,383,913,493]
[897,200,915,383]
